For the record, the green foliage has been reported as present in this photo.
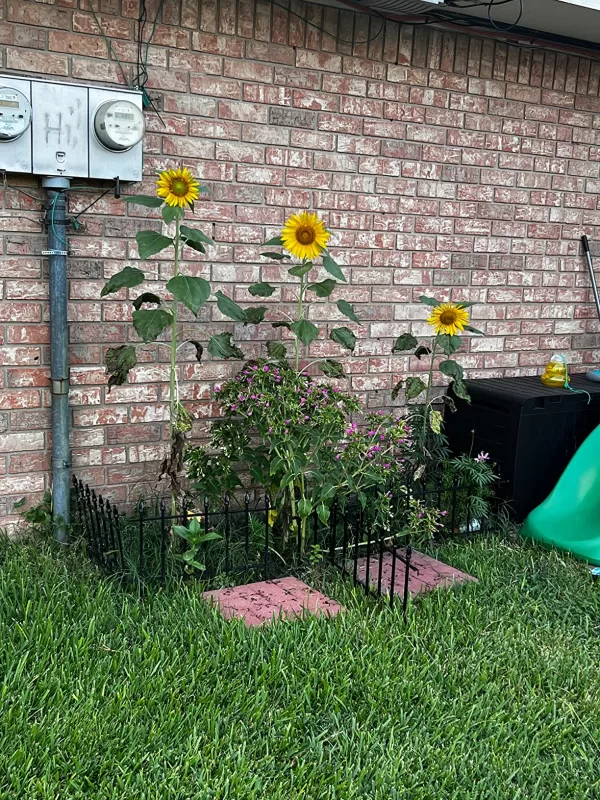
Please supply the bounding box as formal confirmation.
[132,308,173,343]
[291,319,319,347]
[132,292,161,310]
[122,194,163,207]
[172,516,222,572]
[215,290,246,322]
[166,275,211,316]
[207,332,244,360]
[336,299,360,324]
[101,266,145,298]
[393,333,418,352]
[307,279,336,297]
[330,327,356,351]
[136,230,173,259]
[105,345,137,389]
[267,341,287,360]
[405,377,427,400]
[248,282,276,297]
[322,253,347,282]
[319,359,345,379]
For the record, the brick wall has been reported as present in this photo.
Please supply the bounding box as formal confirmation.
[2,0,600,523]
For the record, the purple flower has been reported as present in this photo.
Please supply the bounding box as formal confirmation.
[285,419,290,425]
[230,404,236,410]
[368,430,376,436]
[238,394,245,401]
[251,394,257,400]
[380,435,385,441]
[263,365,269,372]
[441,510,448,516]
[215,385,220,393]
[335,454,340,461]
[305,415,309,421]
[378,410,384,416]
[384,463,391,469]
[475,451,490,463]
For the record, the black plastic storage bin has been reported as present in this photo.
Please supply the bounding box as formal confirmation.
[444,374,600,521]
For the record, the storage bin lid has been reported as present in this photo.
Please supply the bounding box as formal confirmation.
[462,374,600,410]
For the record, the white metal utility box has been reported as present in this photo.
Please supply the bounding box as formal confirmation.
[0,75,144,181]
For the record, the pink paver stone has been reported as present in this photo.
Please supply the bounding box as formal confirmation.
[204,576,344,626]
[355,548,477,598]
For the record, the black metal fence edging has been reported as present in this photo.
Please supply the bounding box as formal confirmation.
[71,475,477,616]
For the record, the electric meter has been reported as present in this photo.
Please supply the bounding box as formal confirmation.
[0,86,31,141]
[93,99,144,152]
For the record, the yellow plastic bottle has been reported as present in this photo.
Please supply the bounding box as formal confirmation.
[541,354,569,388]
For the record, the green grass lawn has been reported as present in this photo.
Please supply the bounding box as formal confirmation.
[1,532,599,799]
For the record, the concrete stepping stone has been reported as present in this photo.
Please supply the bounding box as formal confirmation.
[355,548,476,598]
[204,576,344,626]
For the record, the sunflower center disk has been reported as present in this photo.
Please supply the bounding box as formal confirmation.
[170,179,189,197]
[439,310,458,326]
[296,227,316,245]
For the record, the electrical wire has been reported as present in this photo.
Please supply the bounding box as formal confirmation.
[487,0,523,32]
[270,0,388,45]
[89,3,130,87]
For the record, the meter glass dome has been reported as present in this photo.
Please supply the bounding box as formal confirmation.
[0,87,31,141]
[93,99,144,152]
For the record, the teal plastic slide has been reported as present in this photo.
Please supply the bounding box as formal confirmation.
[521,424,600,565]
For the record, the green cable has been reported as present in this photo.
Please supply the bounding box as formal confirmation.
[50,191,69,250]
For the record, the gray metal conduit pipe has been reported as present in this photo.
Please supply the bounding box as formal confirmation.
[42,176,71,543]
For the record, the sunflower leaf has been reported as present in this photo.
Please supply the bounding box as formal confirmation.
[183,239,205,254]
[418,295,442,307]
[123,195,163,208]
[330,327,356,351]
[439,359,464,381]
[161,205,183,225]
[337,299,361,324]
[264,236,283,246]
[406,376,427,400]
[451,378,471,403]
[207,332,244,360]
[272,321,292,330]
[187,340,204,363]
[443,394,457,413]
[215,291,246,322]
[288,262,313,278]
[267,341,287,360]
[307,279,336,297]
[132,292,161,311]
[291,319,319,348]
[414,345,432,360]
[437,335,463,356]
[132,308,173,343]
[465,324,484,335]
[180,226,213,246]
[243,307,267,325]
[166,275,211,317]
[261,252,290,260]
[455,301,477,309]
[105,345,137,390]
[101,266,145,298]
[391,378,404,401]
[248,282,276,297]
[136,231,173,260]
[319,359,346,379]
[322,254,347,283]
[392,333,418,353]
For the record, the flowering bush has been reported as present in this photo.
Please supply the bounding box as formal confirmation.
[186,360,419,548]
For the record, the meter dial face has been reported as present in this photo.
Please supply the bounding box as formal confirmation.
[0,87,32,141]
[93,99,144,152]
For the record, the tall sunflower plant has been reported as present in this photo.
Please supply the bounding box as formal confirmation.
[213,211,360,377]
[391,295,483,464]
[100,168,241,510]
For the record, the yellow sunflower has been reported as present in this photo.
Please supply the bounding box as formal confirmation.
[156,167,200,208]
[427,302,470,336]
[281,211,330,261]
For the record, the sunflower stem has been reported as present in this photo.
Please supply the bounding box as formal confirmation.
[424,335,438,417]
[295,265,305,371]
[169,214,181,516]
